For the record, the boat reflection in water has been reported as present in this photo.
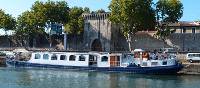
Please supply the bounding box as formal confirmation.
[0,67,199,88]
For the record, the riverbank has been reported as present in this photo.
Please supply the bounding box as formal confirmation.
[178,63,200,75]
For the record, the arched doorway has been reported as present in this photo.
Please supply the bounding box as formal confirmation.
[91,39,102,51]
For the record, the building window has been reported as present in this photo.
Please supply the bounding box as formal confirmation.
[69,55,76,61]
[43,54,49,60]
[192,28,196,34]
[101,56,108,62]
[60,55,67,60]
[79,55,86,61]
[51,54,57,60]
[35,54,41,59]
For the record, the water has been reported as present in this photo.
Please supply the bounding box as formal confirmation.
[0,67,200,88]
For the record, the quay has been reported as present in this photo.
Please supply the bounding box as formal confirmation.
[179,63,200,75]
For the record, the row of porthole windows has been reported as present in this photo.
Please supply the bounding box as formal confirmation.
[35,54,109,62]
[34,54,86,61]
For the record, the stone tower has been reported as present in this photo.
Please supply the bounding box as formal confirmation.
[82,13,112,52]
[82,13,129,52]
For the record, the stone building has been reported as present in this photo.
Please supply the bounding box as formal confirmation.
[169,21,200,33]
[82,13,128,52]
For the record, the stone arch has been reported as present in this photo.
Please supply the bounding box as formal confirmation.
[91,39,102,51]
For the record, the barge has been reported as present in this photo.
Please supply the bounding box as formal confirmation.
[6,49,183,74]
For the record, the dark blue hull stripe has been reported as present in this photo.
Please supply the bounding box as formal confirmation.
[6,60,183,74]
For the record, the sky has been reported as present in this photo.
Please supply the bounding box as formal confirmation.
[0,0,199,21]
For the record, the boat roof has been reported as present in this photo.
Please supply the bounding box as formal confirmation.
[31,51,110,56]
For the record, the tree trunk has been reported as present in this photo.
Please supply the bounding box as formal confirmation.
[127,33,132,51]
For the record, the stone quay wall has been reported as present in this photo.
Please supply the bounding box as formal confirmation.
[179,63,200,75]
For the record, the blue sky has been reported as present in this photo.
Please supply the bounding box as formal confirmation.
[0,0,199,21]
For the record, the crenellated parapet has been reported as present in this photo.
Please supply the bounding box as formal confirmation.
[82,12,110,20]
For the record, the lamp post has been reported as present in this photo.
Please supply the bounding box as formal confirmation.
[47,21,52,48]
[64,32,67,50]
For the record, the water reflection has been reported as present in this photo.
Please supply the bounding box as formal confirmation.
[0,67,200,88]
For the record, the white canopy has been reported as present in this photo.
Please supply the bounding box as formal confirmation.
[133,49,144,52]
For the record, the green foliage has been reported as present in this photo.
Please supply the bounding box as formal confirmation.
[96,9,106,13]
[15,1,70,46]
[156,0,183,40]
[31,0,70,34]
[64,7,84,35]
[0,9,16,31]
[16,11,45,37]
[109,0,156,51]
[83,7,90,13]
[155,27,176,41]
[16,1,70,37]
[156,0,183,23]
[109,0,156,37]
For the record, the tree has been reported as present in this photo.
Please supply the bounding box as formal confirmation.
[0,9,16,47]
[63,7,84,50]
[83,7,90,13]
[155,0,183,40]
[31,1,70,47]
[64,7,84,35]
[109,0,156,51]
[96,9,106,13]
[16,1,70,47]
[0,9,16,34]
[16,11,45,46]
[31,1,69,25]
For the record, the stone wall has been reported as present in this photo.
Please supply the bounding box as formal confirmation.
[179,63,200,75]
[118,32,200,52]
[169,33,200,51]
[0,36,9,47]
[131,32,171,51]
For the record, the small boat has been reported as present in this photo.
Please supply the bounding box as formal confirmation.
[6,49,183,74]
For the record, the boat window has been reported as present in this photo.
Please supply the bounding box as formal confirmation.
[142,62,147,66]
[151,62,158,65]
[51,54,57,60]
[35,54,41,59]
[195,54,200,57]
[79,55,86,61]
[101,56,108,62]
[43,54,49,60]
[162,61,167,65]
[117,56,120,61]
[89,55,94,61]
[134,52,140,58]
[60,55,67,60]
[69,55,76,61]
[188,54,194,58]
[188,54,200,58]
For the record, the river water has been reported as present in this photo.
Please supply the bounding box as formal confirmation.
[0,67,199,88]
